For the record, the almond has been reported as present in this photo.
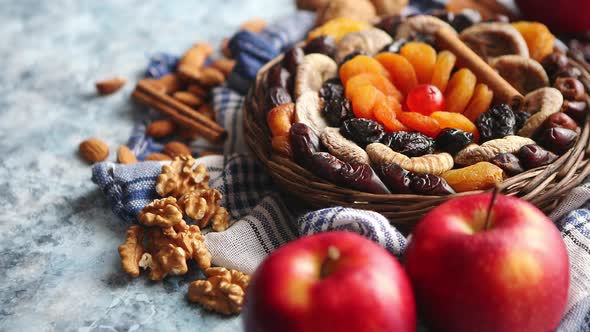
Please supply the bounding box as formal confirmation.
[240,18,267,33]
[79,138,109,163]
[221,38,232,58]
[117,145,138,164]
[145,153,172,161]
[147,120,176,138]
[142,78,167,93]
[164,141,192,157]
[179,43,214,69]
[157,73,184,94]
[173,91,203,108]
[96,77,127,95]
[187,84,209,99]
[211,58,236,77]
[199,67,225,86]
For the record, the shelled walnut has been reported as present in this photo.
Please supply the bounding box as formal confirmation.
[178,189,231,232]
[188,267,251,315]
[138,197,184,228]
[156,155,210,198]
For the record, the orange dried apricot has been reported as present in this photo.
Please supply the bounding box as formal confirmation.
[463,84,494,122]
[271,135,292,157]
[339,55,389,85]
[349,84,383,119]
[398,112,442,138]
[511,21,555,62]
[375,53,418,95]
[307,18,371,42]
[400,42,437,84]
[430,111,479,141]
[373,96,408,132]
[345,73,403,102]
[266,103,295,137]
[444,68,477,114]
[441,162,504,193]
[430,50,457,93]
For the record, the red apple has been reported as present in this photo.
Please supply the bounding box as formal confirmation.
[243,231,416,332]
[405,193,569,332]
[516,0,590,33]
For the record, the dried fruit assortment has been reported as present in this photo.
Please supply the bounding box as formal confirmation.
[263,14,588,196]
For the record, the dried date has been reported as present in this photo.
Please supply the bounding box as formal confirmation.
[410,173,455,196]
[490,153,524,176]
[290,123,320,168]
[377,163,413,194]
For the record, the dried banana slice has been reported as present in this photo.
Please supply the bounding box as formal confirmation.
[490,55,549,94]
[460,22,529,61]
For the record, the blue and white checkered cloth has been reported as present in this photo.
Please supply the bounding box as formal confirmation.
[91,7,590,331]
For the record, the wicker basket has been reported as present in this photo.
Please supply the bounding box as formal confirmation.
[244,52,590,226]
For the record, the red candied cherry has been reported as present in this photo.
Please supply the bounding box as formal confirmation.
[406,84,445,116]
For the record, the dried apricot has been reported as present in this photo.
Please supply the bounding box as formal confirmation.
[463,84,494,122]
[267,103,295,137]
[375,53,418,95]
[444,68,477,114]
[307,17,372,42]
[349,84,383,119]
[373,97,408,132]
[430,111,479,141]
[441,162,504,192]
[511,21,555,62]
[431,51,457,93]
[400,42,437,84]
[398,112,442,138]
[345,73,403,102]
[339,55,390,84]
[272,135,292,157]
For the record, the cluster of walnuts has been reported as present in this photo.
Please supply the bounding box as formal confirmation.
[118,155,248,315]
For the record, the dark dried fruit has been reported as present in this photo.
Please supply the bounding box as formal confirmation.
[410,173,455,196]
[303,35,337,58]
[562,100,588,124]
[339,51,367,67]
[339,163,391,194]
[378,163,413,194]
[265,86,292,111]
[490,153,524,176]
[309,152,345,183]
[539,127,578,154]
[341,118,385,147]
[282,46,304,77]
[290,123,320,168]
[516,144,558,170]
[381,131,435,157]
[554,77,586,101]
[555,65,582,80]
[320,79,353,127]
[541,52,569,82]
[476,104,516,142]
[568,39,590,64]
[514,111,531,132]
[451,9,481,32]
[380,39,408,54]
[426,9,454,23]
[543,112,579,132]
[267,64,291,91]
[376,15,404,36]
[435,128,474,155]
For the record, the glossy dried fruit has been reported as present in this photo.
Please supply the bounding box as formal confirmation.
[435,128,474,155]
[441,162,504,193]
[341,118,385,147]
[406,84,445,115]
[375,52,418,95]
[475,104,516,142]
[282,46,304,77]
[267,64,291,91]
[513,110,531,132]
[398,112,442,138]
[320,79,353,127]
[511,21,555,62]
[444,68,477,114]
[516,144,557,170]
[430,111,478,140]
[339,51,367,67]
[541,52,569,83]
[451,9,481,32]
[463,84,494,122]
[381,131,435,157]
[538,127,578,154]
[267,103,295,137]
[349,84,383,119]
[339,55,389,84]
[310,152,346,182]
[303,35,338,58]
[490,153,524,176]
[542,112,578,132]
[339,162,391,194]
[430,51,457,93]
[554,77,585,102]
[307,17,372,42]
[290,123,320,168]
[345,73,403,102]
[265,86,293,111]
[555,65,582,80]
[562,100,588,124]
[400,42,437,84]
[271,135,293,157]
[410,173,455,195]
[377,163,413,194]
[373,96,408,132]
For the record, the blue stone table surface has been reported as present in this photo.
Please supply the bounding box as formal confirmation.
[0,1,293,331]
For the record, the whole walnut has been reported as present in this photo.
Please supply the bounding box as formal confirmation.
[370,0,408,16]
[316,0,377,25]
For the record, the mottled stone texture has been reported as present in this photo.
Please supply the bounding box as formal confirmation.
[0,1,293,330]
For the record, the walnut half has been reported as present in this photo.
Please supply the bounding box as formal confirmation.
[118,225,146,277]
[178,189,231,232]
[188,267,251,315]
[156,155,210,198]
[138,197,184,228]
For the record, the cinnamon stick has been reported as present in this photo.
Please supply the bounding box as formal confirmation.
[435,28,524,109]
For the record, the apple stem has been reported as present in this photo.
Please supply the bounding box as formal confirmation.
[320,246,340,279]
[484,186,500,230]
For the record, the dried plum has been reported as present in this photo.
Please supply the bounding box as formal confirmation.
[435,128,473,155]
[320,79,353,127]
[341,118,385,147]
[490,153,524,176]
[541,52,569,82]
[282,46,304,77]
[543,112,579,132]
[476,104,516,142]
[554,77,585,101]
[267,64,291,91]
[339,163,391,194]
[309,152,345,183]
[562,100,588,124]
[378,163,413,194]
[516,144,558,170]
[265,86,292,111]
[555,65,582,80]
[513,111,531,132]
[538,127,578,154]
[410,173,455,196]
[381,131,435,157]
[303,35,337,58]
[290,123,320,168]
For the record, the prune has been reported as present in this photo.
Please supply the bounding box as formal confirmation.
[341,118,385,147]
[382,131,435,157]
[475,104,516,142]
[554,77,586,101]
[562,100,588,124]
[543,112,579,132]
[555,65,582,80]
[410,173,455,196]
[339,51,367,67]
[282,46,304,77]
[516,144,558,170]
[320,79,353,127]
[267,64,291,91]
[451,9,481,32]
[339,163,391,194]
[541,52,569,82]
[303,36,337,58]
[309,152,345,183]
[290,123,320,168]
[435,128,474,155]
[380,39,408,54]
[377,163,413,194]
[265,86,292,111]
[376,15,404,36]
[514,111,531,132]
[490,153,524,176]
[539,127,578,154]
